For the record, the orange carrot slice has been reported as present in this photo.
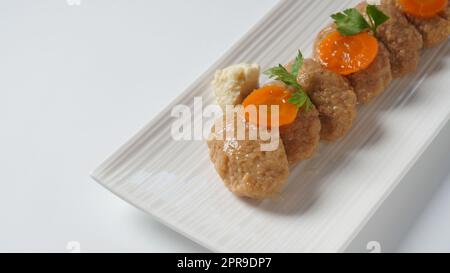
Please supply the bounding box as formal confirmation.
[398,0,448,19]
[242,85,298,128]
[317,31,379,76]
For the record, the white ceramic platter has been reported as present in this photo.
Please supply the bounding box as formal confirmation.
[92,0,450,252]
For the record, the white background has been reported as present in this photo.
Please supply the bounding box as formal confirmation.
[0,0,448,252]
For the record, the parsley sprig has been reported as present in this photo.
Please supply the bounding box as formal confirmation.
[331,5,389,36]
[264,51,313,111]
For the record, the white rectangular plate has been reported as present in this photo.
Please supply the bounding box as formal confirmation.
[92,0,450,252]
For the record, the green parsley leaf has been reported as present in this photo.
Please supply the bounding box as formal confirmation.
[366,5,389,34]
[264,50,313,111]
[264,65,301,90]
[288,90,313,111]
[331,6,389,36]
[331,8,370,36]
[290,50,303,78]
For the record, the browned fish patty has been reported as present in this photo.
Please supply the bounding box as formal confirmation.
[279,105,321,165]
[314,23,393,105]
[260,81,322,165]
[347,42,392,104]
[207,112,289,200]
[287,59,358,142]
[394,0,450,48]
[377,0,423,78]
